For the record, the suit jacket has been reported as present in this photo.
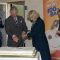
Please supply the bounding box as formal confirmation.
[28,17,51,60]
[5,16,27,47]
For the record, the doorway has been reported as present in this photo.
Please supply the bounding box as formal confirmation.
[0,3,7,46]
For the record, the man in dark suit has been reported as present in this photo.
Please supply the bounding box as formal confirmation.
[5,6,27,47]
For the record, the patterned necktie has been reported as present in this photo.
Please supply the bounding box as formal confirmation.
[14,17,18,24]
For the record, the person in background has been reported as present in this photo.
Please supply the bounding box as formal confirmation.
[56,9,60,36]
[5,6,27,47]
[22,10,51,60]
[0,17,4,28]
[0,17,4,47]
[0,31,2,47]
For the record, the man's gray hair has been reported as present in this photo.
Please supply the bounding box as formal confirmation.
[10,6,17,12]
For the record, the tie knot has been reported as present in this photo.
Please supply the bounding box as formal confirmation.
[14,17,18,24]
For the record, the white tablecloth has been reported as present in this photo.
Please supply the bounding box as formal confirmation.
[0,52,41,60]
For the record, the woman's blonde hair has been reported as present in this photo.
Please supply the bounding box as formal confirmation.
[27,10,39,21]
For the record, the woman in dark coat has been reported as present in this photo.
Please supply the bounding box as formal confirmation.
[27,10,51,60]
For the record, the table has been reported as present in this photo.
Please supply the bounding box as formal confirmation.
[0,47,41,60]
[0,52,41,60]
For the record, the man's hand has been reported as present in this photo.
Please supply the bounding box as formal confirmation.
[12,35,19,43]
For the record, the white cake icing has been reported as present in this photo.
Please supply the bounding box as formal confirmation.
[0,47,36,57]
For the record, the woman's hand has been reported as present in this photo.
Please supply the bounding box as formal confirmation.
[22,32,28,39]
